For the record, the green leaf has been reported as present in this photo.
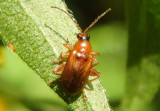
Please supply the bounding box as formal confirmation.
[0,0,111,110]
[120,0,160,111]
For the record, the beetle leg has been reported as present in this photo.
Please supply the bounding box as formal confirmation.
[54,52,70,64]
[83,90,88,99]
[48,78,60,86]
[63,44,74,51]
[53,64,65,75]
[90,51,99,56]
[63,38,74,50]
[91,58,98,68]
[66,38,69,44]
[88,69,100,83]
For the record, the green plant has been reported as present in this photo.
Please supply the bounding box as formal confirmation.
[0,0,111,110]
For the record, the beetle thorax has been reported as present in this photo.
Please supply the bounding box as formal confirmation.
[75,40,92,54]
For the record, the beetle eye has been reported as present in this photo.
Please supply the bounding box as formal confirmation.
[87,34,90,40]
[87,34,90,38]
[77,33,81,38]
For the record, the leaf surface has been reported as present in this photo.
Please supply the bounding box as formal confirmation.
[0,0,111,110]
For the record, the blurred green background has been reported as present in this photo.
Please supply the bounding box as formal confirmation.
[1,0,160,111]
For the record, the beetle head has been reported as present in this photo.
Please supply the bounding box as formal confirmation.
[77,33,90,41]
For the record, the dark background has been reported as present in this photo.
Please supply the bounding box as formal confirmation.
[66,0,125,29]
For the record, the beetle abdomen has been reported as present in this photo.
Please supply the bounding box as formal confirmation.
[61,50,92,95]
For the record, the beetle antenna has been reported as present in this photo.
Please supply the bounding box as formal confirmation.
[51,6,83,33]
[84,8,111,33]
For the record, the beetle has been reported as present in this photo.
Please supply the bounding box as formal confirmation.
[51,7,111,96]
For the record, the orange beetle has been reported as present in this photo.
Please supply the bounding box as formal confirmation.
[51,7,111,96]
